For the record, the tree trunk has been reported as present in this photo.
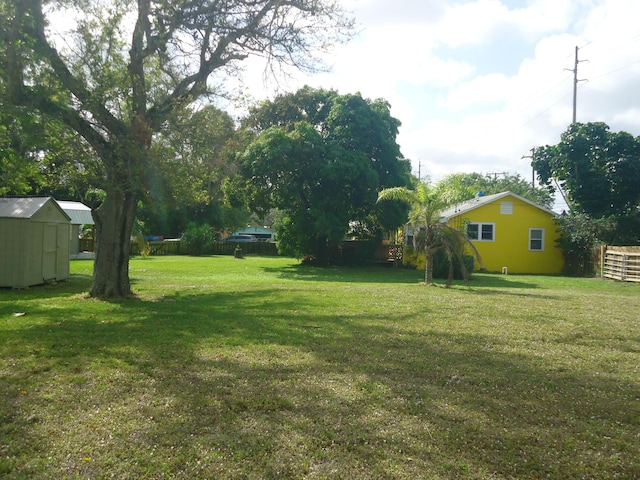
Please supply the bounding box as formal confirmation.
[89,116,148,298]
[90,188,138,298]
[424,247,434,285]
[446,252,454,288]
[315,235,330,266]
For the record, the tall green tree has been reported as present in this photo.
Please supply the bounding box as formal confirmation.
[240,87,411,262]
[532,122,640,217]
[140,105,246,237]
[532,122,640,248]
[245,86,410,190]
[377,181,481,287]
[437,172,553,209]
[0,0,353,297]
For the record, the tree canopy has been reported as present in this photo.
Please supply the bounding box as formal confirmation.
[436,172,553,209]
[532,122,640,218]
[0,0,353,297]
[239,87,411,262]
[532,122,640,271]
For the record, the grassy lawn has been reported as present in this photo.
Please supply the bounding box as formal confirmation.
[1,255,639,479]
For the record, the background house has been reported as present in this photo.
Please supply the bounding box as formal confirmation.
[57,201,95,257]
[0,197,71,288]
[231,226,275,242]
[439,191,564,274]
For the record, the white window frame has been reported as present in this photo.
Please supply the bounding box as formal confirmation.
[529,228,544,251]
[467,222,495,242]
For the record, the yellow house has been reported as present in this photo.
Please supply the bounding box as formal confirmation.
[439,191,564,274]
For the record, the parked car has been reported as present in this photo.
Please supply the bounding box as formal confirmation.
[224,234,258,243]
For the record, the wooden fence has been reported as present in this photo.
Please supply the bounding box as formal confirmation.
[79,238,94,252]
[130,239,279,256]
[601,246,640,282]
[373,244,404,266]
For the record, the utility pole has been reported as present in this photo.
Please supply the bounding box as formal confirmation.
[567,46,587,123]
[487,171,507,180]
[417,160,423,180]
[521,147,536,187]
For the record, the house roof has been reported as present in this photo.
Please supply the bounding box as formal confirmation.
[57,201,94,225]
[0,197,71,221]
[439,191,555,222]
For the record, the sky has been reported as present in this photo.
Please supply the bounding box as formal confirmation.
[237,0,640,202]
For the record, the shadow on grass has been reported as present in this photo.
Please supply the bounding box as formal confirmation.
[1,281,638,479]
[467,273,541,289]
[261,263,426,284]
[262,264,543,290]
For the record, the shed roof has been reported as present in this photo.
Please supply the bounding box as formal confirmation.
[439,191,555,222]
[0,197,70,221]
[57,201,94,225]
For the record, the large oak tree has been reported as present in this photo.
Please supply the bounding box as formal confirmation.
[0,0,352,297]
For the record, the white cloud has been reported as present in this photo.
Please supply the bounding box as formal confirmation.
[444,73,511,111]
[236,0,640,207]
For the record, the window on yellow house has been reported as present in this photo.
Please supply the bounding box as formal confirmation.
[529,228,544,251]
[467,223,495,241]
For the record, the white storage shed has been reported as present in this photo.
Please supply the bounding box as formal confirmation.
[0,197,71,288]
[57,201,94,256]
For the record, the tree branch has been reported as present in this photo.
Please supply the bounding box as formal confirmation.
[21,0,127,137]
[148,0,295,129]
[11,83,113,162]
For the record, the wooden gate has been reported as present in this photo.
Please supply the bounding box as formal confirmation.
[602,246,640,282]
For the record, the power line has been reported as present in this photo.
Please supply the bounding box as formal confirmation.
[589,59,640,82]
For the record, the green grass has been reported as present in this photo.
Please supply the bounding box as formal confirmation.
[1,255,639,479]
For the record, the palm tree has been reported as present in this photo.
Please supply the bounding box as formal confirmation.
[377,181,481,287]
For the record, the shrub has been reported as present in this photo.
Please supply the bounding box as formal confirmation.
[181,223,216,255]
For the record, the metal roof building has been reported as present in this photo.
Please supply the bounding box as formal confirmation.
[58,201,94,255]
[0,197,71,288]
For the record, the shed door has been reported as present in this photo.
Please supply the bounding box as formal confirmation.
[43,224,57,280]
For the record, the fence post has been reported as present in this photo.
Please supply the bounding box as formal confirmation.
[600,245,605,279]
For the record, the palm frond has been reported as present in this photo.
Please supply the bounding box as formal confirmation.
[377,187,416,205]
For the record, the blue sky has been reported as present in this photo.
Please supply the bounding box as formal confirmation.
[240,0,640,208]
